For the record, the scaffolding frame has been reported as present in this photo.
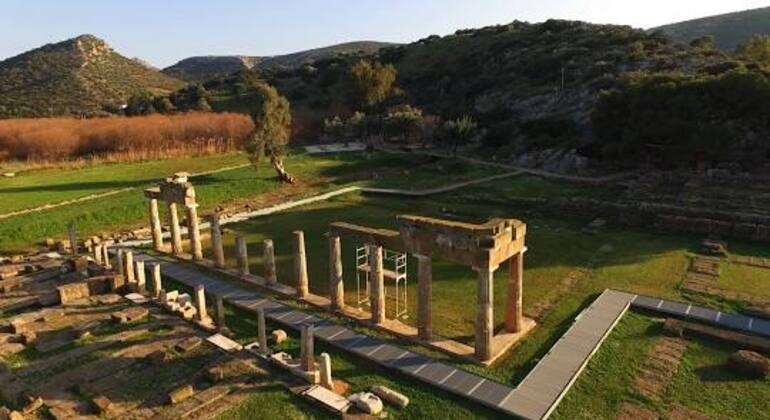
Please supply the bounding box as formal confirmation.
[355,246,408,319]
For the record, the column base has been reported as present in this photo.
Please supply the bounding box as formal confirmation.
[481,316,537,366]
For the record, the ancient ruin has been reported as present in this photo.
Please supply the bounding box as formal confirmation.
[144,172,203,260]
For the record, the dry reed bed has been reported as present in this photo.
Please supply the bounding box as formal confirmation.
[0,112,254,162]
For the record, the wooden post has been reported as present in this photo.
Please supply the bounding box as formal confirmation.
[505,252,524,333]
[328,235,344,310]
[236,235,249,275]
[369,244,385,324]
[148,198,163,251]
[263,239,277,286]
[293,231,309,299]
[475,266,496,361]
[416,254,433,341]
[209,213,225,268]
[168,203,183,255]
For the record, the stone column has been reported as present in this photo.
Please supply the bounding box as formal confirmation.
[167,203,183,256]
[300,324,315,371]
[293,231,309,299]
[94,244,103,265]
[124,251,135,284]
[263,239,277,286]
[328,235,344,310]
[215,295,226,329]
[368,244,386,325]
[151,263,162,298]
[319,353,333,390]
[148,198,163,252]
[416,254,433,341]
[116,249,124,275]
[236,235,249,276]
[194,284,208,322]
[257,308,267,354]
[505,252,524,333]
[209,213,225,268]
[135,260,146,292]
[67,223,78,255]
[475,266,496,361]
[102,244,112,269]
[186,204,203,261]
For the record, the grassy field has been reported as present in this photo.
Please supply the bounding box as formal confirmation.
[554,312,770,419]
[0,151,505,254]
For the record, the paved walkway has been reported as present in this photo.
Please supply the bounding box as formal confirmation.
[631,294,770,338]
[128,252,637,419]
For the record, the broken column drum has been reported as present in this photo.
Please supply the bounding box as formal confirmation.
[300,323,315,371]
[263,239,277,286]
[143,172,202,259]
[194,284,208,323]
[236,235,249,276]
[209,213,226,268]
[293,231,309,299]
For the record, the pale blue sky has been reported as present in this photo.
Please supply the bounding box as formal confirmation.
[1,0,768,67]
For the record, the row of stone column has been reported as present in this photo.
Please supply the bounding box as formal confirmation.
[148,198,203,261]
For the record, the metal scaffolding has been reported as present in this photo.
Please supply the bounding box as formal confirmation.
[355,246,408,319]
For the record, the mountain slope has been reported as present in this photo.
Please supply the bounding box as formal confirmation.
[0,34,185,117]
[656,7,770,50]
[163,41,394,82]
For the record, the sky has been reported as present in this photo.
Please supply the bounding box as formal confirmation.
[1,0,768,68]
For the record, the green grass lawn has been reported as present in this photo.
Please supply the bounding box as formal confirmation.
[719,262,770,300]
[553,312,770,419]
[0,152,503,254]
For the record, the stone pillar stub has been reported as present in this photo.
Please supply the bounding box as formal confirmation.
[148,198,163,252]
[474,265,496,361]
[215,295,226,329]
[67,223,78,256]
[263,239,277,286]
[293,231,309,299]
[152,263,162,298]
[135,260,146,292]
[116,249,124,275]
[319,352,333,390]
[236,235,249,276]
[506,252,524,333]
[168,203,183,256]
[94,244,103,265]
[416,254,433,341]
[124,251,135,284]
[187,204,203,261]
[102,244,112,269]
[209,213,225,268]
[257,308,267,354]
[300,323,315,371]
[369,244,386,325]
[328,235,344,310]
[194,284,208,322]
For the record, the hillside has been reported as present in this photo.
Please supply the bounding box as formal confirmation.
[163,41,394,81]
[0,34,185,117]
[656,7,770,50]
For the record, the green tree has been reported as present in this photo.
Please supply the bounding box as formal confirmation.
[384,104,423,143]
[323,115,345,142]
[153,96,175,114]
[245,83,295,183]
[690,35,715,50]
[349,60,397,110]
[438,116,478,157]
[736,34,770,67]
[125,92,155,116]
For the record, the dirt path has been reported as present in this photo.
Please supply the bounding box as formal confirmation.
[0,163,250,221]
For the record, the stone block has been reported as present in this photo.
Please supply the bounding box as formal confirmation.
[177,293,192,306]
[175,336,203,353]
[22,397,43,414]
[85,276,112,295]
[91,395,121,417]
[729,350,770,378]
[146,350,171,365]
[271,329,288,344]
[168,385,194,405]
[111,307,148,324]
[57,282,90,304]
[107,274,126,292]
[180,305,197,321]
[348,392,383,415]
[0,343,25,357]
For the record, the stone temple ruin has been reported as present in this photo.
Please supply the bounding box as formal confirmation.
[144,172,203,260]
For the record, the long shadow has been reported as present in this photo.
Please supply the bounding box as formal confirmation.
[0,180,144,194]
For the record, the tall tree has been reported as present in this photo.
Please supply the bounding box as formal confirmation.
[438,116,478,157]
[349,60,397,110]
[736,35,770,67]
[245,83,295,183]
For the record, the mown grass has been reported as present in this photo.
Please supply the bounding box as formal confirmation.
[719,262,770,299]
[554,312,770,419]
[0,152,501,254]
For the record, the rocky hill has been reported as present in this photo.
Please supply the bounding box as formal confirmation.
[655,7,770,50]
[163,41,394,81]
[0,35,185,117]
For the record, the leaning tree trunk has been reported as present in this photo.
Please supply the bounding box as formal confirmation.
[271,155,295,184]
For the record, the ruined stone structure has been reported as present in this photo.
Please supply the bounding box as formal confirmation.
[144,172,202,260]
[329,215,533,362]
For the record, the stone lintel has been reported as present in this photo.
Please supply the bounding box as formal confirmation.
[328,222,404,251]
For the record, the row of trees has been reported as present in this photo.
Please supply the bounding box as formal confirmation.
[124,84,212,116]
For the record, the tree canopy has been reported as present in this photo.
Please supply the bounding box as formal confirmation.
[348,60,397,110]
[736,34,770,68]
[245,83,295,183]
